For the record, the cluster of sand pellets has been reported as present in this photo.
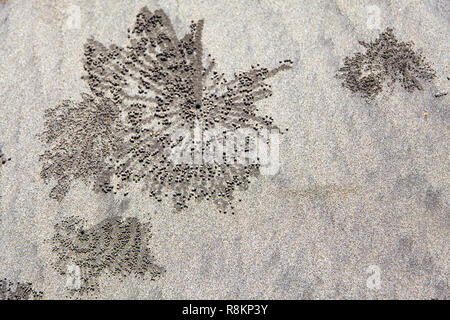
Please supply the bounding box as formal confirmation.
[0,148,10,167]
[40,94,123,201]
[336,28,436,100]
[50,216,164,295]
[0,279,43,300]
[39,7,292,213]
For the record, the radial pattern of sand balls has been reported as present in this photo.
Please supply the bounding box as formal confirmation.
[40,7,292,213]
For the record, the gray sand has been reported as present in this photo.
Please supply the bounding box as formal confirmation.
[0,0,448,299]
